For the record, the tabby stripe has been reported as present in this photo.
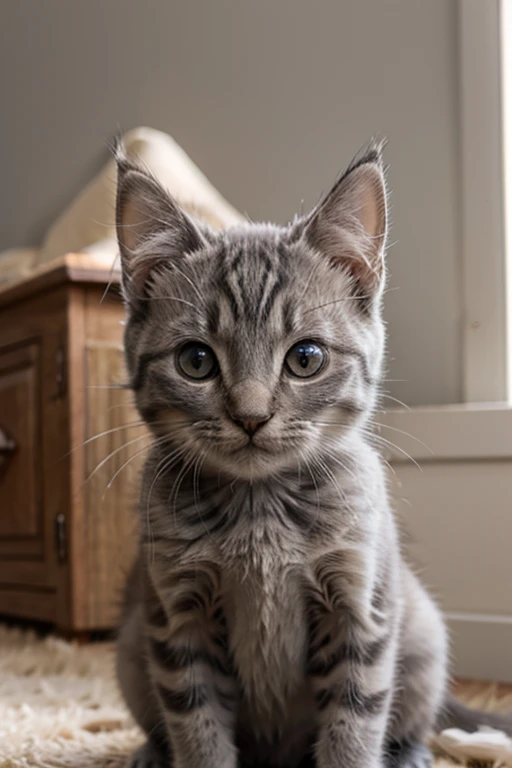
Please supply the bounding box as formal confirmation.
[206,301,220,334]
[150,638,231,676]
[188,512,237,539]
[282,298,295,335]
[260,268,285,324]
[150,638,197,670]
[202,510,237,537]
[157,683,208,714]
[223,284,241,321]
[173,596,203,615]
[213,632,229,651]
[140,407,159,423]
[315,687,334,710]
[147,602,168,628]
[284,502,314,531]
[254,255,273,321]
[131,348,173,391]
[316,683,388,715]
[371,582,387,623]
[211,606,225,623]
[214,686,236,712]
[186,504,223,526]
[330,344,374,387]
[337,400,365,415]
[308,635,389,676]
[307,632,332,660]
[341,684,388,716]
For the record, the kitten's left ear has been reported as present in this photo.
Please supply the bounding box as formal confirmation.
[115,144,204,307]
[303,142,388,301]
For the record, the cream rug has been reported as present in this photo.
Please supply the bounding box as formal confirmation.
[0,624,509,767]
[0,626,142,767]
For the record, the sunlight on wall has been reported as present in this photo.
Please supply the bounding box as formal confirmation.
[501,0,512,402]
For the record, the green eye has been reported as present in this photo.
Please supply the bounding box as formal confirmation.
[177,343,218,381]
[285,341,326,378]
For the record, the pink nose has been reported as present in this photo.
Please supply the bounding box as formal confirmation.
[237,418,271,437]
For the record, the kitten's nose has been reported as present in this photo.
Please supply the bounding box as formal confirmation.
[236,417,271,437]
[228,380,273,438]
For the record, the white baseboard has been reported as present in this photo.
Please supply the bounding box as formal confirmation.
[381,405,512,682]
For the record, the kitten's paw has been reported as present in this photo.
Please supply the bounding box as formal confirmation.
[384,741,433,768]
[127,740,168,768]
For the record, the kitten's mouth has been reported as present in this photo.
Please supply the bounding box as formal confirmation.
[229,440,272,456]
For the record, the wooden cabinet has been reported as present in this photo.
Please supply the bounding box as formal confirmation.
[0,256,143,631]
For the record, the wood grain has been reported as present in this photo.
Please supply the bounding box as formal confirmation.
[67,285,142,629]
[0,268,141,631]
[82,342,142,628]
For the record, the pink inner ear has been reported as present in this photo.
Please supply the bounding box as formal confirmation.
[305,161,388,297]
[116,164,205,304]
[336,164,387,247]
[355,169,387,245]
[119,192,148,254]
[117,170,170,257]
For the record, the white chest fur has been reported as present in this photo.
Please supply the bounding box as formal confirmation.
[223,554,309,731]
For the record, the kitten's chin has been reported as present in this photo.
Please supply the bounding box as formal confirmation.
[203,443,301,481]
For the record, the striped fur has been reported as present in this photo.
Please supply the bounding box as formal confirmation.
[116,144,448,768]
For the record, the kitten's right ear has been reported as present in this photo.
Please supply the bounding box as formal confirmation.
[115,144,204,307]
[299,141,388,305]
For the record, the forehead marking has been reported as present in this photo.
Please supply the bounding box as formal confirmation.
[220,241,287,327]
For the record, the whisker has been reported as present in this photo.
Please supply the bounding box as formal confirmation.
[360,430,423,471]
[304,295,372,314]
[86,384,129,390]
[190,449,218,544]
[317,440,359,485]
[83,432,154,487]
[169,452,198,521]
[301,450,321,535]
[169,264,206,308]
[84,420,193,488]
[67,419,189,458]
[379,393,410,410]
[102,433,171,497]
[139,296,197,309]
[144,445,189,559]
[370,421,433,455]
[65,421,148,457]
[299,263,321,303]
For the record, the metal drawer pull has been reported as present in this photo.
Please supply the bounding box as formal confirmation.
[0,426,16,478]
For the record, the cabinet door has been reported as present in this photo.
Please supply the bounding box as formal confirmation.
[0,288,70,624]
[0,342,47,570]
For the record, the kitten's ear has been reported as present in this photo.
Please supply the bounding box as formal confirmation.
[303,142,388,302]
[115,145,204,306]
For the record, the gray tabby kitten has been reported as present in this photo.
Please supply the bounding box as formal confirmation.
[115,144,510,768]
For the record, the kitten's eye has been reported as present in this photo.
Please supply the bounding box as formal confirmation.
[177,343,218,381]
[285,341,326,378]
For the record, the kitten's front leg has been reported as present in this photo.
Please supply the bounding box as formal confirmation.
[146,569,237,768]
[307,562,397,768]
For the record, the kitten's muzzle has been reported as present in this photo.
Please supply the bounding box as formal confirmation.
[227,379,274,439]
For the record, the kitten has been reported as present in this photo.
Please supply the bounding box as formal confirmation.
[115,143,510,768]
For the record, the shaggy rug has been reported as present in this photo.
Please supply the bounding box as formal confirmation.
[0,624,510,767]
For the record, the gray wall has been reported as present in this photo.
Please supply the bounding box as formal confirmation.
[0,0,462,406]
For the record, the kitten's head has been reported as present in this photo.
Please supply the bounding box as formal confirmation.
[116,143,388,480]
